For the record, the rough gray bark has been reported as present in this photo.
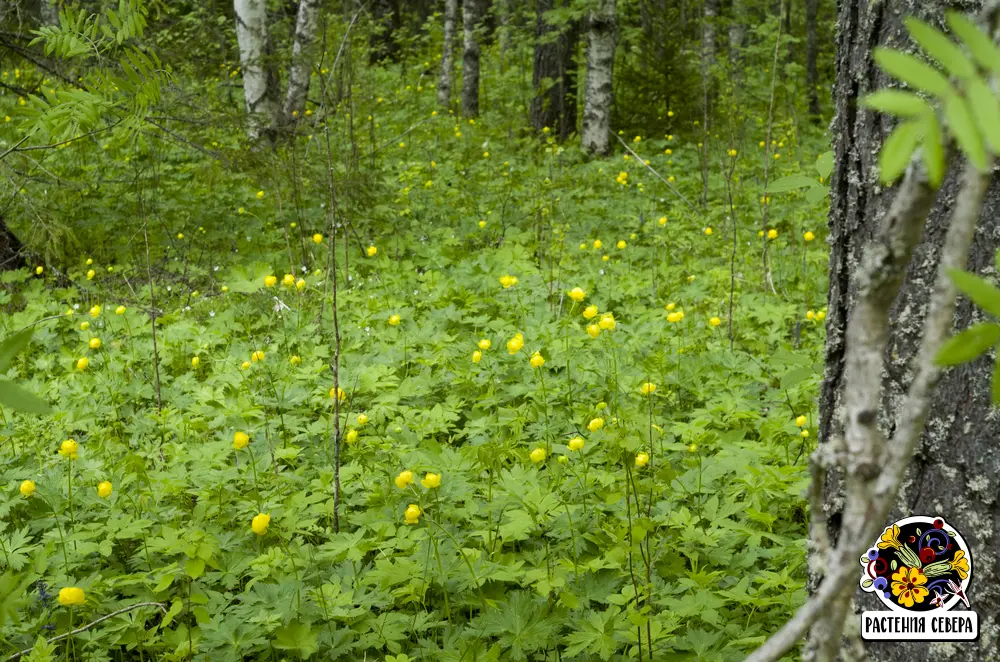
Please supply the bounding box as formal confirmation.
[0,217,25,271]
[283,0,322,124]
[39,0,59,25]
[580,0,616,155]
[805,0,819,120]
[531,0,560,132]
[461,0,484,117]
[234,0,280,141]
[558,18,579,142]
[438,0,458,107]
[702,0,718,84]
[819,1,1000,661]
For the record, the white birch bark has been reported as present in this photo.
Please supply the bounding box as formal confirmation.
[283,0,322,123]
[234,0,279,141]
[580,0,616,155]
[438,0,458,107]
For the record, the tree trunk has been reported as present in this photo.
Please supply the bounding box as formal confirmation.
[817,1,1000,660]
[0,217,25,272]
[283,0,322,124]
[558,17,579,142]
[701,0,717,90]
[234,0,280,142]
[531,0,560,133]
[438,0,458,107]
[729,0,745,70]
[804,0,819,120]
[39,0,59,25]
[580,0,616,155]
[461,0,484,117]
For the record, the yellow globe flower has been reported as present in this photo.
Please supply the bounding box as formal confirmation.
[478,338,491,350]
[806,310,815,320]
[89,337,101,350]
[76,357,89,371]
[395,470,414,489]
[290,355,302,366]
[86,269,95,280]
[592,239,602,250]
[602,255,609,262]
[421,472,441,488]
[59,439,78,459]
[357,413,369,426]
[658,216,667,226]
[86,258,93,266]
[367,245,378,257]
[331,386,346,402]
[264,275,277,288]
[35,266,44,275]
[568,437,584,451]
[586,324,600,338]
[241,361,251,370]
[346,429,358,443]
[80,321,90,331]
[115,305,126,315]
[388,314,401,326]
[256,190,265,199]
[588,417,604,433]
[598,313,616,330]
[89,305,101,318]
[635,452,650,468]
[251,350,265,363]
[800,429,810,438]
[506,333,524,354]
[472,350,482,363]
[529,351,545,368]
[313,233,323,244]
[233,431,250,449]
[667,311,685,323]
[795,415,807,427]
[251,513,271,535]
[499,274,518,289]
[404,503,422,524]
[97,481,112,498]
[191,356,200,367]
[640,382,656,395]
[804,231,815,242]
[529,447,546,463]
[58,587,85,607]
[703,227,712,236]
[816,311,826,321]
[19,480,35,497]
[296,278,306,290]
[583,305,598,320]
[479,220,487,228]
[665,302,676,311]
[767,229,778,239]
[616,240,626,249]
[567,287,586,302]
[709,317,721,327]
[282,274,295,287]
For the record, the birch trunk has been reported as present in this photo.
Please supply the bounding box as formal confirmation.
[729,0,745,69]
[816,1,1000,660]
[234,0,279,141]
[39,0,59,25]
[701,0,717,90]
[461,0,483,117]
[580,0,616,155]
[283,0,322,124]
[438,0,458,107]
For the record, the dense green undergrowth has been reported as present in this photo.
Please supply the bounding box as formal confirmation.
[1,20,832,661]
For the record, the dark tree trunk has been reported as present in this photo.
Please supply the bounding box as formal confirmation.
[818,1,999,660]
[558,18,579,142]
[805,0,819,120]
[531,0,561,133]
[461,0,484,117]
[0,217,26,271]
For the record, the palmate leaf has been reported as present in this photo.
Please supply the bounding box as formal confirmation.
[944,94,989,171]
[905,17,975,79]
[946,11,1000,75]
[879,120,922,185]
[935,322,1000,366]
[0,379,51,414]
[873,48,952,98]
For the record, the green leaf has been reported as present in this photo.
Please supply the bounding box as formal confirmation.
[273,620,319,658]
[184,558,205,580]
[948,268,1000,317]
[862,90,933,118]
[935,322,1000,366]
[905,17,975,79]
[0,329,33,374]
[766,175,819,193]
[966,78,1000,154]
[945,94,989,171]
[921,112,945,188]
[874,48,952,98]
[946,11,1000,75]
[806,186,830,204]
[815,151,834,180]
[879,120,922,185]
[0,379,51,414]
